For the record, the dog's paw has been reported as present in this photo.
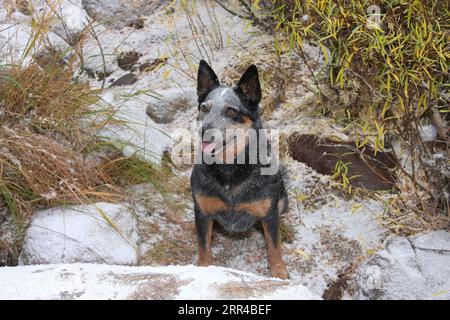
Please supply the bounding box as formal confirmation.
[197,257,213,267]
[270,264,290,279]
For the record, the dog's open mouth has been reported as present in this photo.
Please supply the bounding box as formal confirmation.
[201,135,238,157]
[201,140,216,155]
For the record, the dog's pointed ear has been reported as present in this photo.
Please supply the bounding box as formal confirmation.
[235,65,261,108]
[197,60,219,102]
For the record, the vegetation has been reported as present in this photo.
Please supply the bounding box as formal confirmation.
[0,3,177,264]
[234,0,449,232]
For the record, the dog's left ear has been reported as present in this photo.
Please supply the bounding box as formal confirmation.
[235,65,261,108]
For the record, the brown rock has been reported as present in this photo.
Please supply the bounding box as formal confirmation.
[117,51,141,71]
[288,134,397,190]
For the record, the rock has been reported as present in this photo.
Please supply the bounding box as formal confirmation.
[146,88,195,124]
[289,134,397,190]
[51,0,89,45]
[110,73,138,87]
[419,124,437,142]
[0,264,321,300]
[97,92,172,165]
[16,0,33,16]
[355,230,450,300]
[117,51,141,71]
[139,58,167,73]
[19,203,139,265]
[127,17,145,29]
[82,0,166,29]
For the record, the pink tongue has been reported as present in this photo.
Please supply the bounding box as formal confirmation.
[201,142,216,155]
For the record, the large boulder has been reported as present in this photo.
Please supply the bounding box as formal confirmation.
[355,230,450,300]
[0,264,321,300]
[19,203,139,265]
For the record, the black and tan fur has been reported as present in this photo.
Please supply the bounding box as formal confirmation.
[190,60,289,279]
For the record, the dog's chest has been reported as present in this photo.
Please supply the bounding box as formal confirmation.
[194,183,273,233]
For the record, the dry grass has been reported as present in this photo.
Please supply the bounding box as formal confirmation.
[0,127,117,213]
[0,54,121,220]
[0,64,98,143]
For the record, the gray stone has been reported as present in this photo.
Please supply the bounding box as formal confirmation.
[82,0,166,29]
[110,73,138,87]
[19,203,139,265]
[146,88,195,124]
[355,230,450,300]
[51,0,89,45]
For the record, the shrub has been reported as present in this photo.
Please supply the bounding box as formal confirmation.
[233,0,449,232]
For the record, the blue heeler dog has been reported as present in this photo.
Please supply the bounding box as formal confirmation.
[190,60,289,279]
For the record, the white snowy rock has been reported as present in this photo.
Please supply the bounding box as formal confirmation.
[419,124,437,142]
[19,203,139,265]
[356,230,450,300]
[51,0,90,43]
[82,39,117,79]
[82,0,165,29]
[0,264,321,300]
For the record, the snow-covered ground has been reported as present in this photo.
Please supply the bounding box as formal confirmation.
[0,264,320,300]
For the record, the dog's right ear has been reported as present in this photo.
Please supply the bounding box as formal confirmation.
[197,60,219,102]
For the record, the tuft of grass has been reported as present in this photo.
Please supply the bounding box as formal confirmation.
[0,64,99,142]
[98,143,191,201]
[142,238,195,266]
[280,221,296,243]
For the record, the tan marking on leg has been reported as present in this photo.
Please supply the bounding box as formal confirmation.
[261,221,289,279]
[235,198,272,218]
[197,220,214,266]
[194,194,228,215]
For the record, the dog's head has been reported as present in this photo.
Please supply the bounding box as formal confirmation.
[196,60,262,159]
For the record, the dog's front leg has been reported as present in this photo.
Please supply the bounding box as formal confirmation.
[195,207,214,266]
[261,215,289,279]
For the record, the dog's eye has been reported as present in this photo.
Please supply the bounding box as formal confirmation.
[199,103,210,113]
[225,107,238,118]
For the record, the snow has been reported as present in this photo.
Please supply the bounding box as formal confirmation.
[51,0,89,42]
[419,124,437,142]
[356,231,450,300]
[19,203,139,265]
[0,264,320,300]
[0,0,84,64]
[97,89,173,164]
